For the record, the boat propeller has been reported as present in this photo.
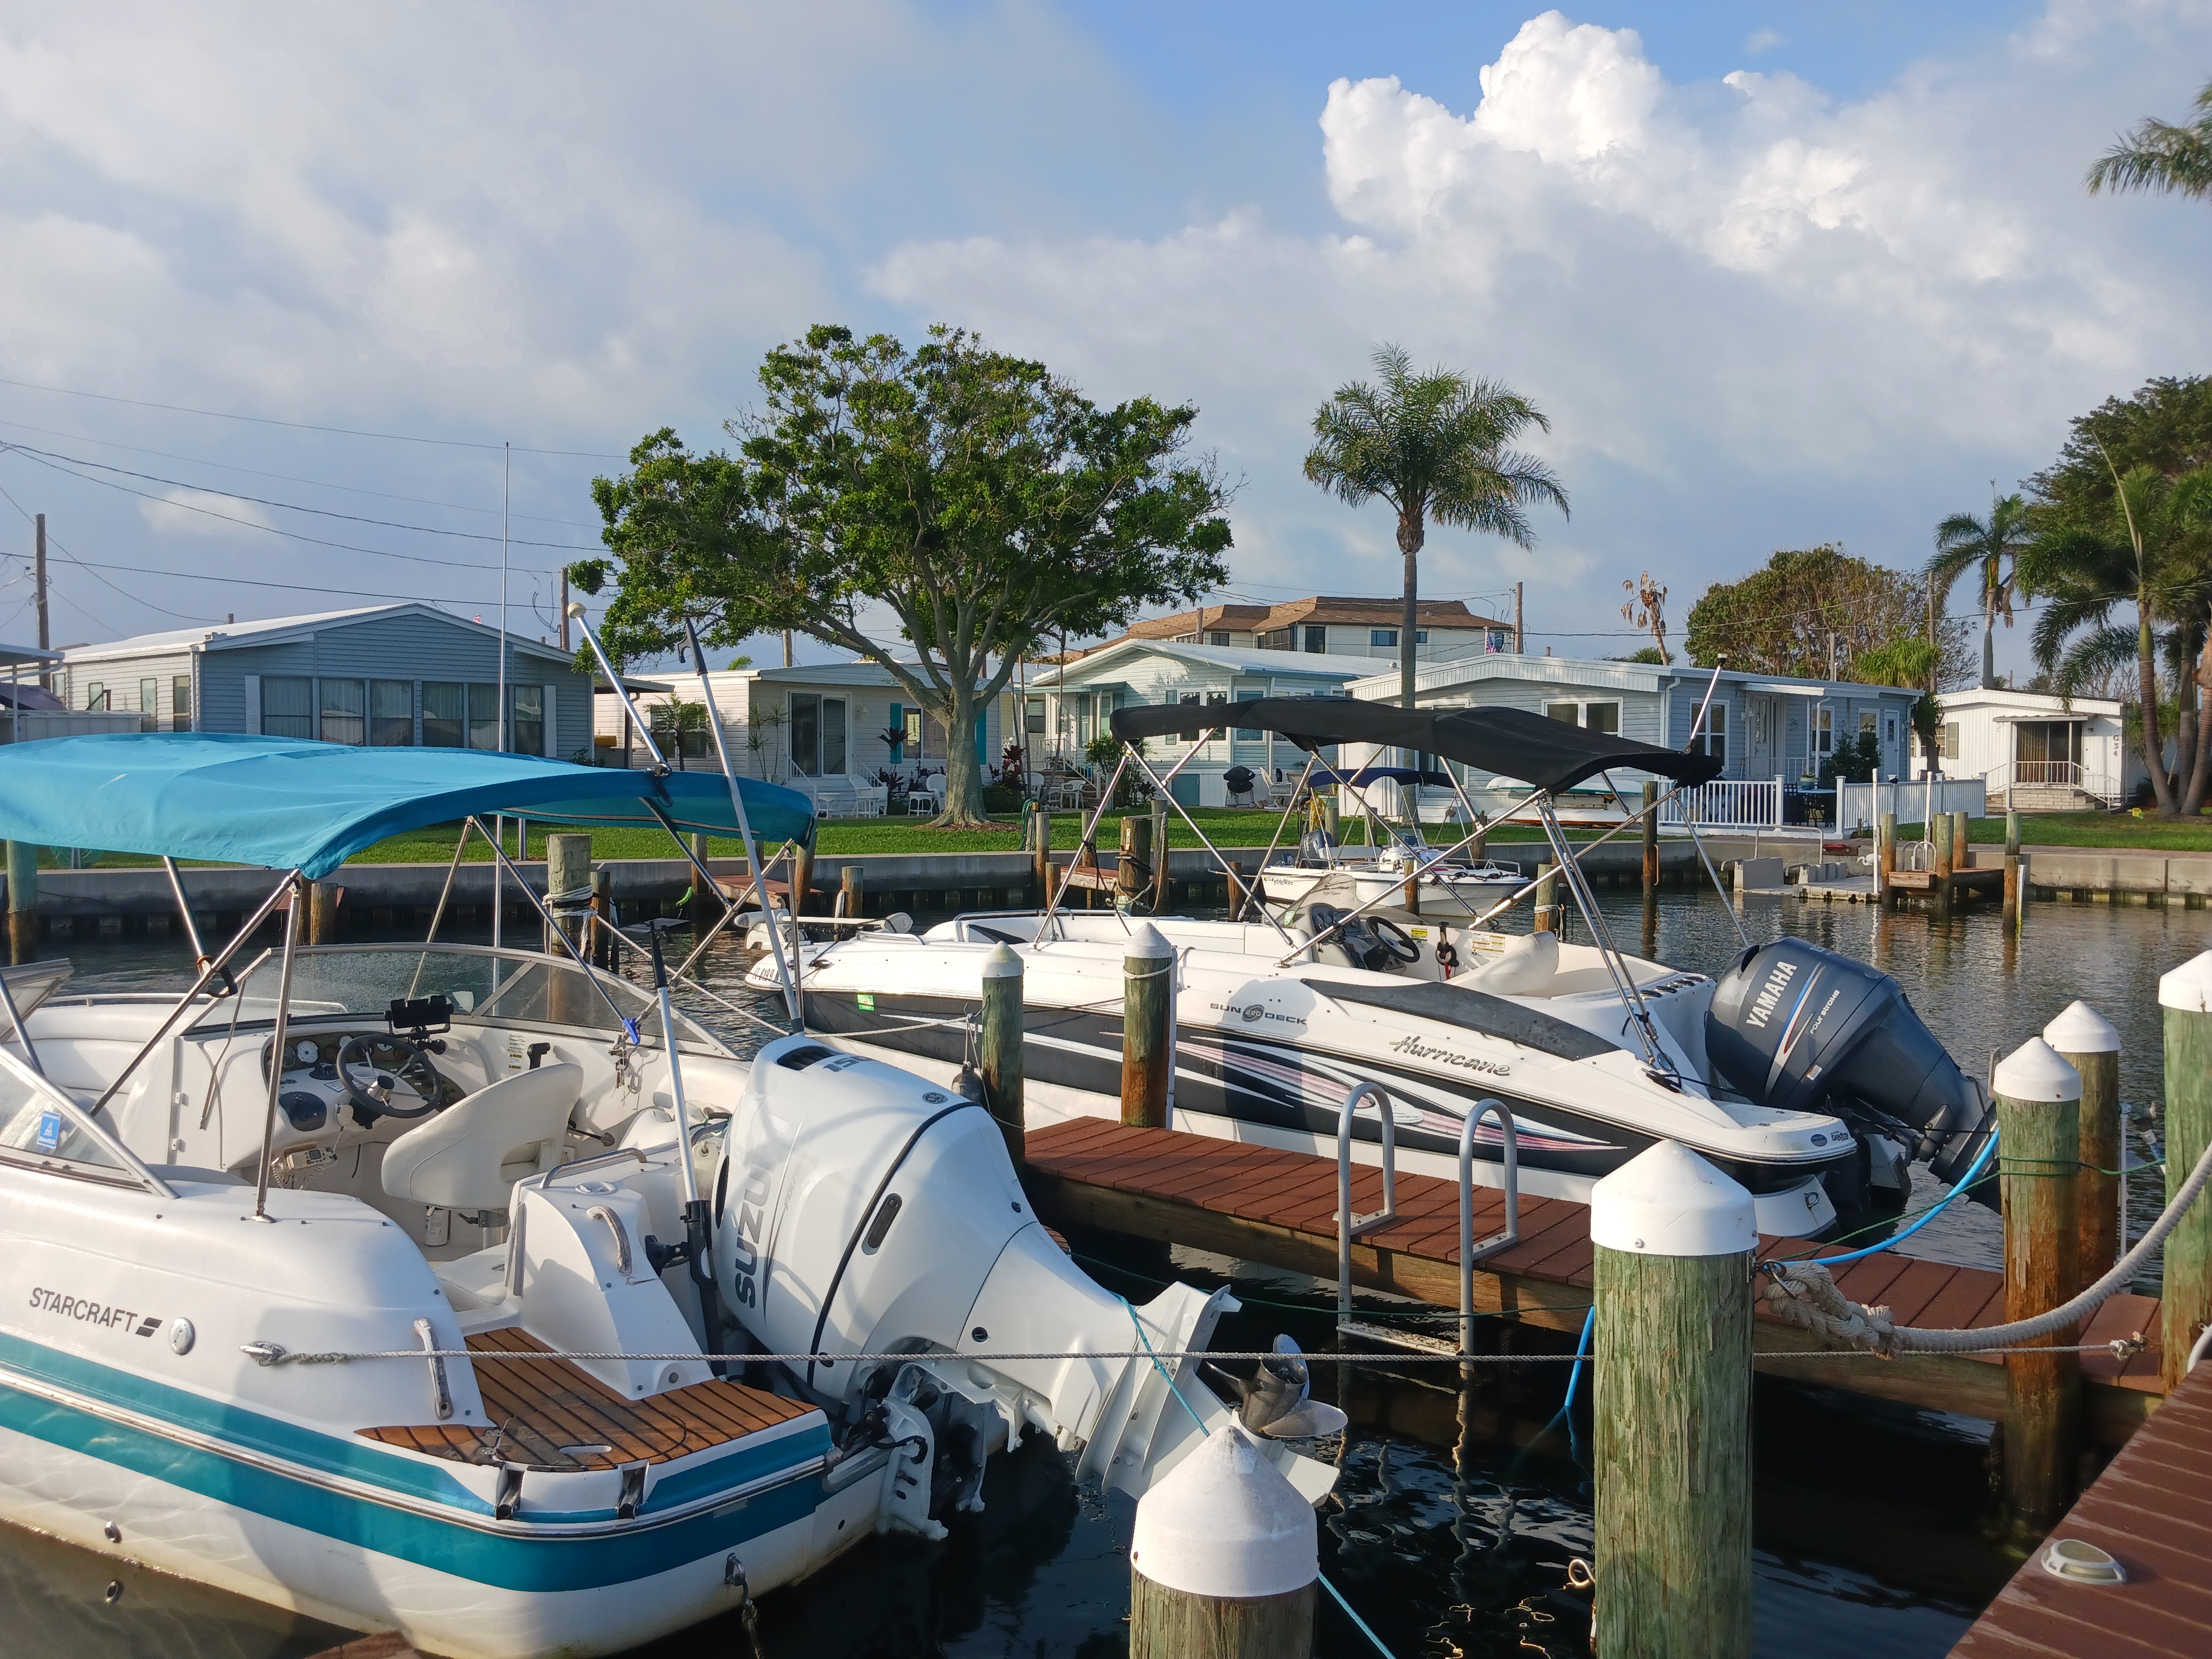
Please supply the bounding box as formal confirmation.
[1204,1335,1348,1440]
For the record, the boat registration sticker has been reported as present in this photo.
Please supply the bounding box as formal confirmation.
[857,992,876,1012]
[34,1110,62,1153]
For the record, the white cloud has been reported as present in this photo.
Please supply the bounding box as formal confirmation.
[872,5,2212,647]
[1745,29,1785,55]
[137,487,275,537]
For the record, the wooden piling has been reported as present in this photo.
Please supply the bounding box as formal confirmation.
[588,867,613,969]
[1225,863,1245,919]
[1032,806,1052,904]
[1151,796,1172,914]
[1953,810,1973,898]
[1994,1037,2083,1529]
[792,831,816,919]
[2160,953,2212,1392]
[1121,921,1174,1130]
[1533,862,1558,935]
[1591,1143,1756,1659]
[1128,1424,1316,1659]
[2003,809,2023,929]
[308,881,340,945]
[1641,781,1658,896]
[2045,1001,2121,1287]
[1876,811,1896,908]
[1118,814,1153,908]
[5,841,36,964]
[979,943,1026,1172]
[686,834,715,926]
[544,833,593,954]
[1932,808,1954,912]
[838,863,864,919]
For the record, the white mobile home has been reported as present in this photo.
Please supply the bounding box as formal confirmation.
[1911,687,2126,811]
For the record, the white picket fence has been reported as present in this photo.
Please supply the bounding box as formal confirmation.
[1837,776,1986,832]
[1659,777,1785,831]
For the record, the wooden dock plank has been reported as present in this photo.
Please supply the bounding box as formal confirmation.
[1024,1120,2166,1442]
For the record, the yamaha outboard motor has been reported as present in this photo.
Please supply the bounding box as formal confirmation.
[1706,940,1996,1208]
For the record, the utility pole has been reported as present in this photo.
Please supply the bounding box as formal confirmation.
[1828,632,1837,681]
[558,568,571,653]
[782,629,794,667]
[1512,582,1524,654]
[34,513,48,686]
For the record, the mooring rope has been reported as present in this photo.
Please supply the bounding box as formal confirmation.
[241,1343,1592,1367]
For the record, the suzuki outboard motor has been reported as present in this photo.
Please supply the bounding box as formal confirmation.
[1706,940,1996,1207]
[712,1037,1337,1539]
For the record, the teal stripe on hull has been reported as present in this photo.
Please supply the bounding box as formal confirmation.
[0,1335,832,1593]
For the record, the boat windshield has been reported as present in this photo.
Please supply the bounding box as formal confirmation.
[0,1046,165,1192]
[0,961,73,1045]
[193,944,733,1056]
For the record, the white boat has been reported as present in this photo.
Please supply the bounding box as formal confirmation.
[753,696,1995,1237]
[0,731,1335,1658]
[1255,822,1526,918]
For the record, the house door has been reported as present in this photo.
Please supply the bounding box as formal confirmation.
[1744,696,1781,780]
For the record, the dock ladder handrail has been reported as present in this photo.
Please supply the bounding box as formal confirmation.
[1336,1084,1521,1367]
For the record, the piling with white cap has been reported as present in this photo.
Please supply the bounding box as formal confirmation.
[979,943,1026,1171]
[1122,921,1175,1130]
[1590,1141,1756,1659]
[1994,1036,2084,1529]
[2161,952,2212,1392]
[1127,1423,1316,1658]
[2043,1001,2121,1288]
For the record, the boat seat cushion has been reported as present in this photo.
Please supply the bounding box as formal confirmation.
[381,1062,581,1214]
[1458,929,1559,995]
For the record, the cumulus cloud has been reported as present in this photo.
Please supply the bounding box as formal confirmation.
[873,4,2212,645]
[137,487,275,537]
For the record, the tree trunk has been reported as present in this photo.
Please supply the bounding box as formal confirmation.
[2140,610,2179,816]
[2183,619,2212,815]
[1397,508,1424,712]
[934,683,992,826]
[1982,579,1997,690]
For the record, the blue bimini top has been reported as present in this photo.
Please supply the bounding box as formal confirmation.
[0,733,815,878]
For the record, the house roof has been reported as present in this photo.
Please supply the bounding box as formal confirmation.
[0,641,58,670]
[58,604,583,668]
[1935,686,2123,717]
[1085,594,1510,656]
[1031,638,1383,687]
[1348,650,1925,703]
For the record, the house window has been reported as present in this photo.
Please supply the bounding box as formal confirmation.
[1860,710,1877,736]
[1208,631,1231,646]
[468,683,501,750]
[139,678,158,718]
[172,676,192,732]
[262,676,313,740]
[1025,696,1046,734]
[509,685,544,756]
[1812,705,1834,757]
[370,681,414,745]
[1884,714,1897,746]
[320,678,366,745]
[1415,629,1428,645]
[1372,628,1398,647]
[1545,699,1619,735]
[1693,703,1727,766]
[1178,691,1203,741]
[1943,722,1960,760]
[1236,689,1264,740]
[1303,626,1327,653]
[903,708,924,755]
[83,681,105,711]
[422,683,465,748]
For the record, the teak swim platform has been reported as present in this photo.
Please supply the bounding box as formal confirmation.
[1021,1118,2168,1444]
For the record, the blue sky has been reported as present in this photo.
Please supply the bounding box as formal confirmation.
[0,2,2205,679]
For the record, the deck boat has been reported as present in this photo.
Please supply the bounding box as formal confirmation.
[0,731,1334,1658]
[756,696,1996,1237]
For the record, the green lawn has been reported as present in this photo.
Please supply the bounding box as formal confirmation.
[1889,813,2212,852]
[37,807,1569,870]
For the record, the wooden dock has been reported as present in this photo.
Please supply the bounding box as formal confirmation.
[1022,1118,2166,1444]
[1952,1358,2212,1657]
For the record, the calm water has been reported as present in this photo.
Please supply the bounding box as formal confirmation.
[14,884,2207,1658]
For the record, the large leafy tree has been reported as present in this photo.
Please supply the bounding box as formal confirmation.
[2087,80,2212,201]
[1928,493,2033,690]
[1304,344,1566,711]
[575,325,1233,826]
[2020,461,2212,815]
[1683,546,1969,686]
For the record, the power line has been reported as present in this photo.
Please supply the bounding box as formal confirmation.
[0,477,218,627]
[0,414,603,530]
[2,440,598,552]
[0,372,625,459]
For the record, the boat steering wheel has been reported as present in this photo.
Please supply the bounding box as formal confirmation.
[1370,918,1423,964]
[336,1034,445,1121]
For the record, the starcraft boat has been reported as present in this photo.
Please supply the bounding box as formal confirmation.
[0,730,1333,1659]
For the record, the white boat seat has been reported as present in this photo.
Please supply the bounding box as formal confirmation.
[1458,930,1559,995]
[380,1063,582,1215]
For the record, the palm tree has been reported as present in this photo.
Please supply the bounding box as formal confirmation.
[1928,493,2033,689]
[1304,345,1567,712]
[2087,80,2212,199]
[2018,459,2212,814]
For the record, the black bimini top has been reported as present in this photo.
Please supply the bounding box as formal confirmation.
[1110,697,1722,795]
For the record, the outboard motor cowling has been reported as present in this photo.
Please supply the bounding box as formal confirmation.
[1706,940,1995,1205]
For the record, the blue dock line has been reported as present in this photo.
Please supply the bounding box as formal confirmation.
[1799,1128,2000,1271]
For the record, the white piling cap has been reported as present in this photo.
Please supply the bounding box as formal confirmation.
[982,942,1023,978]
[1589,1141,1756,1258]
[1128,1424,1316,1599]
[1994,1036,2081,1103]
[1125,919,1174,960]
[2043,1000,2119,1056]
[2160,951,2212,1013]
